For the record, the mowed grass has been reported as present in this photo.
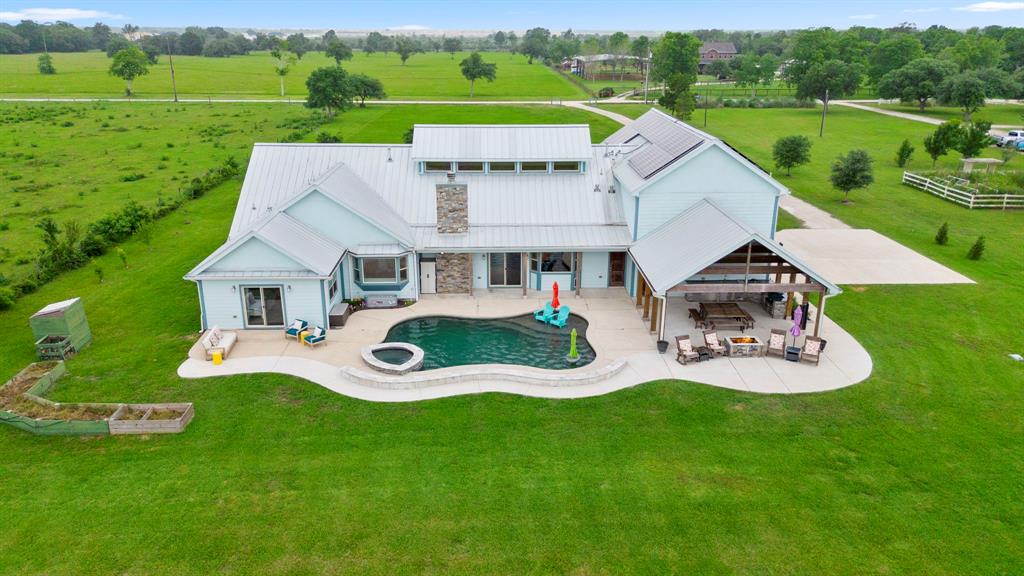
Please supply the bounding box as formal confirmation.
[875,103,1024,126]
[0,102,619,279]
[0,50,586,100]
[1,104,1023,574]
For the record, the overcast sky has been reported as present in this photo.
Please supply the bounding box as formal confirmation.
[2,1,1022,31]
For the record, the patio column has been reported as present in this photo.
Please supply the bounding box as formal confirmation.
[636,273,646,308]
[642,284,651,320]
[649,295,659,333]
[575,252,582,297]
[657,295,668,341]
[813,291,827,337]
[522,252,528,297]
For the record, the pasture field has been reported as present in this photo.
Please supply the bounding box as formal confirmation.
[0,102,620,281]
[0,104,1022,574]
[0,50,587,100]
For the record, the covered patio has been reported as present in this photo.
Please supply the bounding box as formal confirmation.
[628,199,841,361]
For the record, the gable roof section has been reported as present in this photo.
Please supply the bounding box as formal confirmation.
[280,162,416,247]
[700,42,737,55]
[607,108,789,197]
[628,199,840,296]
[186,212,345,280]
[411,124,593,162]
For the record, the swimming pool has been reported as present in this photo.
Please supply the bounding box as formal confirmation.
[383,314,596,370]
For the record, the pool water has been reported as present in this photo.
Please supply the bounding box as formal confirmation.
[372,348,414,365]
[383,314,596,370]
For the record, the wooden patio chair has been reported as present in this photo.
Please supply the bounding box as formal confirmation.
[800,336,823,366]
[688,308,708,329]
[702,330,726,356]
[675,335,700,365]
[766,329,787,359]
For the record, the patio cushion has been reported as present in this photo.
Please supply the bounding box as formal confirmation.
[769,333,785,349]
[312,327,323,338]
[678,339,693,353]
[706,333,720,347]
[290,320,304,331]
[208,332,221,347]
[804,339,820,355]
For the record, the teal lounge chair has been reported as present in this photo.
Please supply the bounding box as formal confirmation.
[534,303,555,323]
[303,325,326,347]
[285,319,308,340]
[549,306,570,328]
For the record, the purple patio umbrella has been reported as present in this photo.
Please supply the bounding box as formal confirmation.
[789,305,803,347]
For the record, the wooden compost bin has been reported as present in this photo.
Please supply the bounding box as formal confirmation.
[30,298,91,359]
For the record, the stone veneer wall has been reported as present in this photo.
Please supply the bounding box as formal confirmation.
[436,253,473,294]
[436,183,469,233]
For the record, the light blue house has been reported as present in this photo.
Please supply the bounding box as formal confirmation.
[186,109,838,338]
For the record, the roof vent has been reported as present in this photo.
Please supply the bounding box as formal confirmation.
[386,147,393,162]
[608,186,616,194]
[593,184,601,193]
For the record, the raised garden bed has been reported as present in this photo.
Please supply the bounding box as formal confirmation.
[0,361,194,436]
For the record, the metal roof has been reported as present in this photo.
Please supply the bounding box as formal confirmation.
[230,143,628,249]
[410,124,593,162]
[32,297,80,318]
[414,224,632,252]
[628,199,840,296]
[700,42,737,54]
[353,243,410,256]
[187,212,345,279]
[606,108,708,180]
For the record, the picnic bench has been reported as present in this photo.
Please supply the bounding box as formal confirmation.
[699,302,755,332]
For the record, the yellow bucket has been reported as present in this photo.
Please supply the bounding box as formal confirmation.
[212,350,223,365]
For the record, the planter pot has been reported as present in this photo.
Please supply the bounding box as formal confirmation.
[657,340,669,354]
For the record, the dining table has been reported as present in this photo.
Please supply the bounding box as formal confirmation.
[699,302,754,331]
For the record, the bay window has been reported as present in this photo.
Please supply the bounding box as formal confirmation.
[355,256,409,286]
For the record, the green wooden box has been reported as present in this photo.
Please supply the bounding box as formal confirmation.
[29,297,92,352]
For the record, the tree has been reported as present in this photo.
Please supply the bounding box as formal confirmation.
[923,122,958,167]
[104,35,133,57]
[442,37,462,59]
[348,73,386,106]
[177,30,204,55]
[108,46,149,96]
[896,139,915,168]
[783,28,841,87]
[772,135,812,175]
[305,66,354,117]
[868,35,924,84]
[796,59,863,103]
[325,39,352,65]
[286,33,311,59]
[121,24,139,41]
[939,72,987,121]
[492,31,507,51]
[935,222,949,245]
[651,32,701,120]
[830,149,874,203]
[705,59,732,80]
[459,52,497,97]
[87,22,112,50]
[394,36,421,65]
[966,236,985,260]
[877,58,957,110]
[608,32,630,80]
[1002,28,1024,71]
[734,54,776,97]
[976,67,1021,99]
[270,40,295,97]
[37,52,55,74]
[953,121,993,158]
[946,34,1001,71]
[520,28,551,64]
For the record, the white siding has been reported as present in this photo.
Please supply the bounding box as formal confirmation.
[580,252,610,288]
[199,279,327,330]
[635,146,778,239]
[285,191,397,247]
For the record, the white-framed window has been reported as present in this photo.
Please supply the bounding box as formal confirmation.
[327,271,339,300]
[552,161,581,173]
[356,256,409,285]
[456,161,484,172]
[424,161,452,172]
[520,161,548,173]
[488,161,516,172]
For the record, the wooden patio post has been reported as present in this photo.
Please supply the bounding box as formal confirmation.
[642,284,651,320]
[636,274,646,308]
[649,295,659,333]
[813,290,826,337]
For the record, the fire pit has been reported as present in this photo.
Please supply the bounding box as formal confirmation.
[725,336,764,358]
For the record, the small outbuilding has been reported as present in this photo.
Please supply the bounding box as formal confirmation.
[30,297,92,358]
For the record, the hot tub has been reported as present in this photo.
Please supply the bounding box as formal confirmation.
[361,343,424,375]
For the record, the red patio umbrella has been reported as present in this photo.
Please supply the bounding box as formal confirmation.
[551,282,560,309]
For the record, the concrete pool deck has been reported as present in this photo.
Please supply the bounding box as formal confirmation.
[178,289,873,401]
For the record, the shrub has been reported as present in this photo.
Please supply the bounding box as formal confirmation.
[94,266,104,284]
[896,139,915,168]
[0,221,9,231]
[967,236,985,260]
[0,287,14,310]
[935,222,949,245]
[120,172,146,182]
[14,278,37,295]
[316,131,343,143]
[598,87,615,98]
[117,247,128,268]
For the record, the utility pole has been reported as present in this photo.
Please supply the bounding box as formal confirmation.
[642,51,651,104]
[818,88,829,137]
[166,37,178,102]
[703,78,710,127]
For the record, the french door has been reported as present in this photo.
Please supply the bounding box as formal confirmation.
[242,286,285,328]
[488,253,522,287]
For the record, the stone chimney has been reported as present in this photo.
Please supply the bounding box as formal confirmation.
[436,173,468,234]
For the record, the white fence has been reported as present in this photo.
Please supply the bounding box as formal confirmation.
[902,172,1024,210]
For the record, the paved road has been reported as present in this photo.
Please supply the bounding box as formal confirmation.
[833,99,1021,132]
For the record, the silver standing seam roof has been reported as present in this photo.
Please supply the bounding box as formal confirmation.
[411,124,593,162]
[628,199,840,296]
[605,108,709,180]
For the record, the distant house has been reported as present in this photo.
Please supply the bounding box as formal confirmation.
[699,42,738,73]
[186,110,839,340]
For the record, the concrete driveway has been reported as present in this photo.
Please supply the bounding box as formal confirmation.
[776,228,974,285]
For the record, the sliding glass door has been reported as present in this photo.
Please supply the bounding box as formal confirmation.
[242,286,284,328]
[488,253,522,287]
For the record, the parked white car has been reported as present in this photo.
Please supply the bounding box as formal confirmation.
[997,130,1024,147]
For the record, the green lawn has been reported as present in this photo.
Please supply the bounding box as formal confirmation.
[0,50,587,101]
[1,104,1023,574]
[874,103,1024,126]
[0,102,619,280]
